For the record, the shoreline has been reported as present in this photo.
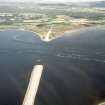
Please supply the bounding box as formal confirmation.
[0,25,105,42]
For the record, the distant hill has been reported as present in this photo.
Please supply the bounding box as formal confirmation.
[89,1,105,7]
[38,1,105,7]
[0,0,105,8]
[65,1,105,7]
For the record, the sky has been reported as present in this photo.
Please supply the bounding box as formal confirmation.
[42,0,104,2]
[0,0,105,2]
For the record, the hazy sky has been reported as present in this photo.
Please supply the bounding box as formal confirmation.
[42,0,104,2]
[0,0,105,2]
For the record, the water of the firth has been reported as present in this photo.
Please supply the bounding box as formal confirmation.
[0,27,105,105]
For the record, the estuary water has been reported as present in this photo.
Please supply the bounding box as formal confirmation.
[0,27,105,105]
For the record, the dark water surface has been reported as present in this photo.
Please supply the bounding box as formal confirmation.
[0,27,105,105]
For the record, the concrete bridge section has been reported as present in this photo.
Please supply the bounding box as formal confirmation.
[22,65,43,105]
[43,24,53,42]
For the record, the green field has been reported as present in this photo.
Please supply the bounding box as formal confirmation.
[0,5,105,38]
